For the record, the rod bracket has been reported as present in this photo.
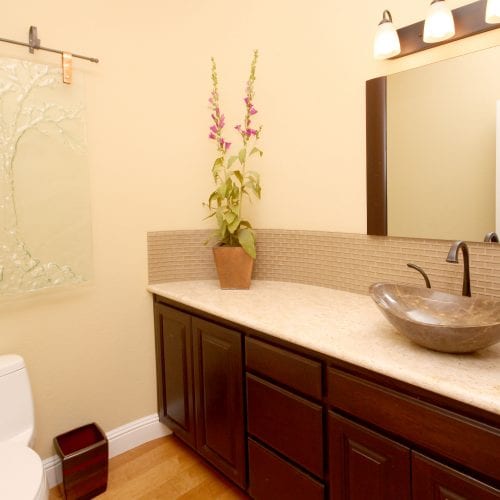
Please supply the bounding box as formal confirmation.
[29,26,40,54]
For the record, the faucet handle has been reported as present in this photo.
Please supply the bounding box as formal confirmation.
[407,263,431,288]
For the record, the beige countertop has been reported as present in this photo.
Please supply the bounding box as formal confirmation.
[147,280,500,416]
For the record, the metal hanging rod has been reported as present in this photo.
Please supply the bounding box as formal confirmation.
[0,26,99,63]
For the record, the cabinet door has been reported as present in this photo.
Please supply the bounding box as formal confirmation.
[328,412,411,500]
[248,438,325,500]
[154,303,196,447]
[192,317,246,489]
[412,452,500,499]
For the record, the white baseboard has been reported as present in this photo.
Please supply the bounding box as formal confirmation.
[43,413,171,489]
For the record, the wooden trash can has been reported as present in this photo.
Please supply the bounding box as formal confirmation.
[54,423,108,499]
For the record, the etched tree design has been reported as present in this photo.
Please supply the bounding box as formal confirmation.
[0,58,85,293]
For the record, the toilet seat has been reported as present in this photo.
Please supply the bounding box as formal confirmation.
[0,442,48,500]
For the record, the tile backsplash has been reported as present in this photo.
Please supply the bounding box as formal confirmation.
[147,229,500,298]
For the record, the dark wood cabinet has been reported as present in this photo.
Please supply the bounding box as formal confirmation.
[193,317,246,488]
[328,412,411,500]
[153,294,500,499]
[154,303,196,447]
[154,302,246,488]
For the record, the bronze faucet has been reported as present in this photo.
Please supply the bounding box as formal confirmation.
[446,240,471,297]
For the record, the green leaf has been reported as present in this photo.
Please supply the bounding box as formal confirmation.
[217,183,227,198]
[228,215,241,234]
[250,147,263,157]
[247,170,260,182]
[233,170,244,185]
[239,220,253,229]
[237,228,256,259]
[242,181,261,199]
[213,156,224,168]
[238,148,247,164]
[208,191,219,206]
[228,155,238,168]
[224,211,236,225]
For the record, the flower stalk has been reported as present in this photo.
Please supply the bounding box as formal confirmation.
[204,51,263,259]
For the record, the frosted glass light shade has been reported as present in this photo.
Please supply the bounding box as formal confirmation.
[486,0,500,23]
[373,12,401,60]
[424,0,455,43]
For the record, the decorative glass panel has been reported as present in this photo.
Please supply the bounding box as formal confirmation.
[0,58,92,295]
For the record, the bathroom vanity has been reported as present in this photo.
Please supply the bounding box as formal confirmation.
[149,281,500,499]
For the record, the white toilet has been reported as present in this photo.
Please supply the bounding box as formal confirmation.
[0,354,49,500]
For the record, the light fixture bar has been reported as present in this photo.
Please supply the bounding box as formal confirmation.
[389,0,498,59]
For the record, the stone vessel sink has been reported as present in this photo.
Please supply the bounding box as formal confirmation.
[369,283,500,353]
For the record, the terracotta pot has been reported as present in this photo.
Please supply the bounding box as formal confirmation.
[212,246,254,289]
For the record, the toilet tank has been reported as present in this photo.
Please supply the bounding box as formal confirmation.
[0,355,35,446]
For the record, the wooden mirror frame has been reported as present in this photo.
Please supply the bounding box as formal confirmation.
[366,0,499,235]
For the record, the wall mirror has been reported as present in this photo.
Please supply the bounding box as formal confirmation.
[366,44,500,242]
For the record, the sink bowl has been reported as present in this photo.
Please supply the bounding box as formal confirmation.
[369,283,500,353]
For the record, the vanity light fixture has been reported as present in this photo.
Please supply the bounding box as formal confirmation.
[423,0,456,43]
[486,0,500,23]
[373,10,401,60]
[375,0,500,60]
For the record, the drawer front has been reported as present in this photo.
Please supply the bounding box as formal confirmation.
[247,373,324,477]
[246,337,322,399]
[412,452,500,499]
[327,368,500,483]
[248,438,325,500]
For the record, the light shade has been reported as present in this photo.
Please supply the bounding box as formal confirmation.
[373,10,401,60]
[486,0,500,23]
[423,0,455,43]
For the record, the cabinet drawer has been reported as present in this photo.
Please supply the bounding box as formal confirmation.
[246,337,322,399]
[248,438,325,500]
[247,373,324,478]
[412,452,500,499]
[327,368,500,483]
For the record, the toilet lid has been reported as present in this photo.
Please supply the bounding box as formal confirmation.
[0,442,44,499]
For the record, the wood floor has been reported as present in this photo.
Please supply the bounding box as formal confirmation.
[49,435,249,499]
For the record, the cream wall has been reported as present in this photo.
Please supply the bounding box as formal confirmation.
[0,0,499,459]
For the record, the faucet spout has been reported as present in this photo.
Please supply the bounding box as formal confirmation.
[484,232,499,243]
[446,240,471,297]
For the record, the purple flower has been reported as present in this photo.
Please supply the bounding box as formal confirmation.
[209,133,216,139]
[210,125,218,134]
[224,141,231,151]
[249,106,257,115]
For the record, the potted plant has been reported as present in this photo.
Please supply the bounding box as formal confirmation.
[205,50,263,289]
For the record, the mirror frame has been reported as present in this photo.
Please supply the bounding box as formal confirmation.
[366,76,387,236]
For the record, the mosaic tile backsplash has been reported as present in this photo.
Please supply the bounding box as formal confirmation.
[147,229,500,299]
